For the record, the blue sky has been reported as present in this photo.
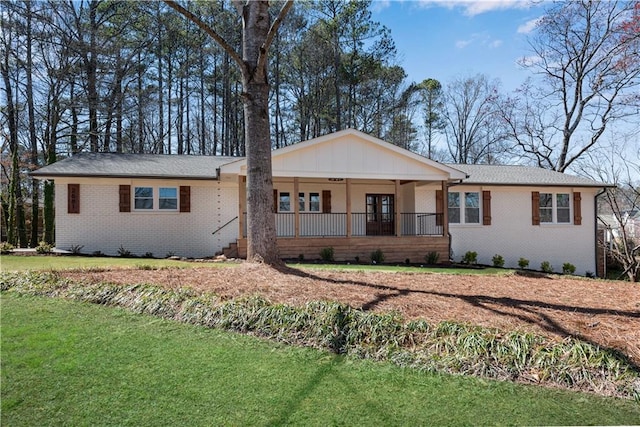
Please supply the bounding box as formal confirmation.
[370,0,547,91]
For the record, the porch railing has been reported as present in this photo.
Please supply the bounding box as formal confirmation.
[242,213,443,238]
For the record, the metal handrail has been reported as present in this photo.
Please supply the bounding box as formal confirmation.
[211,216,238,235]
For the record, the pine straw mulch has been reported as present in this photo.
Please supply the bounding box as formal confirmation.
[61,263,640,368]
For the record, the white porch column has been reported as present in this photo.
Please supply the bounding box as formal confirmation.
[441,180,449,237]
[395,180,401,236]
[294,177,300,238]
[346,178,352,238]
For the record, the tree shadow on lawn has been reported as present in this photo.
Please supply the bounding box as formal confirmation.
[274,264,640,371]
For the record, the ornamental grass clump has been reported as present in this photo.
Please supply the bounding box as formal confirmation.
[1,271,638,400]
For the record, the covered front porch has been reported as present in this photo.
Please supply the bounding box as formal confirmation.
[218,129,466,263]
[235,177,451,263]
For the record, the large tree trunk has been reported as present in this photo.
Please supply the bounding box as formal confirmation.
[241,1,279,264]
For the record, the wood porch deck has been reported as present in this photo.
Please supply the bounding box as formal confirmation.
[235,235,449,264]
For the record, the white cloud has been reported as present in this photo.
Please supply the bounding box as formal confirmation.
[370,0,392,13]
[455,32,503,49]
[456,39,472,48]
[417,0,534,16]
[517,17,542,34]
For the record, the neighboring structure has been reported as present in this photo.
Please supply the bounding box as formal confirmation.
[31,129,612,275]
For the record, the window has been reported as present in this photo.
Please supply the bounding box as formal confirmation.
[159,187,178,210]
[448,193,460,223]
[279,192,291,212]
[557,194,570,223]
[449,192,480,224]
[465,192,479,223]
[539,193,553,223]
[298,192,305,212]
[133,186,179,211]
[539,192,570,224]
[309,193,320,212]
[134,187,153,210]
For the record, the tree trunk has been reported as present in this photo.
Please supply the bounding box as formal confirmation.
[241,1,279,264]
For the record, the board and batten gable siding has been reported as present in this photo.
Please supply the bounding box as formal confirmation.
[447,185,598,275]
[53,177,238,258]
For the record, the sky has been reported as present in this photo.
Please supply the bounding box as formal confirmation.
[370,0,548,92]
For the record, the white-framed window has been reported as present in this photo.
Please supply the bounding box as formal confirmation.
[448,191,480,224]
[279,192,291,212]
[133,186,178,211]
[159,187,178,210]
[309,192,320,212]
[540,192,571,223]
[134,187,154,210]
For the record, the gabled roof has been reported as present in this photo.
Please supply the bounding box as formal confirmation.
[31,153,239,180]
[448,164,613,188]
[221,128,467,181]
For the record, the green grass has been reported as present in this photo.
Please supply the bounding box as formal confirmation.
[2,295,639,426]
[0,254,227,272]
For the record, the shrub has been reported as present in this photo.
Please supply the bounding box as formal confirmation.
[518,258,529,269]
[0,242,14,254]
[462,251,477,265]
[144,252,154,258]
[298,253,304,262]
[370,249,385,264]
[492,254,505,268]
[540,261,553,273]
[562,263,576,275]
[424,251,439,265]
[69,245,84,255]
[92,250,104,257]
[35,241,53,254]
[320,247,334,262]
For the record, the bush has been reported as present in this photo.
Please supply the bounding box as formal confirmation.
[492,254,505,268]
[370,249,385,264]
[518,258,529,269]
[462,251,477,265]
[35,241,53,254]
[69,245,84,255]
[540,261,553,273]
[144,252,154,258]
[0,242,14,254]
[319,247,334,262]
[424,251,439,265]
[562,263,576,275]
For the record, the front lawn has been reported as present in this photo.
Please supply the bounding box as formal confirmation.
[2,295,638,426]
[0,254,226,272]
[1,254,510,275]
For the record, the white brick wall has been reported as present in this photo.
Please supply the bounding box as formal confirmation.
[54,178,238,258]
[446,185,599,275]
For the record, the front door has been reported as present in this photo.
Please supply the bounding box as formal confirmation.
[366,194,394,236]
